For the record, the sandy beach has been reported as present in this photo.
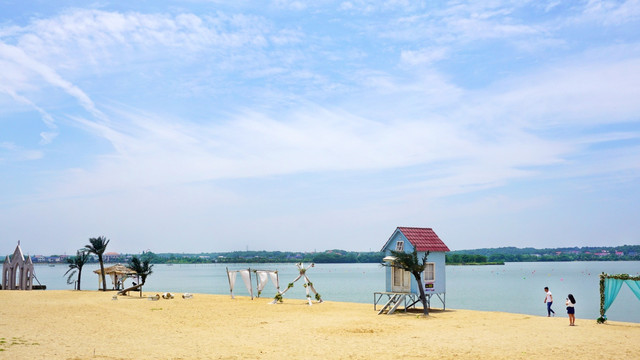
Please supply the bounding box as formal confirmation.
[0,290,638,359]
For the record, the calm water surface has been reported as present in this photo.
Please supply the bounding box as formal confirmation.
[30,261,640,323]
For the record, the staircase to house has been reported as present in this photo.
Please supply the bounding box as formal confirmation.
[377,293,407,315]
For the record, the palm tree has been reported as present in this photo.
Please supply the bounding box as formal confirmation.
[85,236,110,291]
[385,249,431,315]
[127,256,153,296]
[64,250,90,290]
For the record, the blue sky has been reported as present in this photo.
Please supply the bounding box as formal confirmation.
[1,0,639,255]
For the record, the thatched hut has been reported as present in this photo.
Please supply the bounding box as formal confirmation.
[93,264,137,290]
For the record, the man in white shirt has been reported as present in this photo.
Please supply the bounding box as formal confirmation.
[544,286,555,317]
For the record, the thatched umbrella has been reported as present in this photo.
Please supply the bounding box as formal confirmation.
[93,264,137,290]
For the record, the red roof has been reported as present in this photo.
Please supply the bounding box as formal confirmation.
[397,227,450,252]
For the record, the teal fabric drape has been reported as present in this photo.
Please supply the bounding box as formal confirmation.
[604,278,624,313]
[625,280,640,302]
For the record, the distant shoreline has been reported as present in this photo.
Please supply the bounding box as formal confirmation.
[5,245,639,264]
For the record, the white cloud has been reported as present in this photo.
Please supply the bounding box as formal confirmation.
[272,0,307,10]
[338,0,424,13]
[400,47,449,66]
[47,95,576,204]
[386,1,544,45]
[12,9,272,69]
[473,56,640,128]
[0,83,58,144]
[0,142,43,161]
[0,42,104,120]
[579,0,640,26]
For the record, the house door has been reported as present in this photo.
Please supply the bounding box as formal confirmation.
[391,267,411,292]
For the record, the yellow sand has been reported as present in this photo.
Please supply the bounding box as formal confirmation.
[0,290,638,359]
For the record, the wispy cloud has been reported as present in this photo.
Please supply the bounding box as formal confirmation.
[10,10,273,70]
[1,1,639,252]
[0,142,43,162]
[400,47,449,66]
[576,0,640,26]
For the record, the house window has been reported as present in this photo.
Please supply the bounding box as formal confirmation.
[424,263,435,282]
[395,241,404,252]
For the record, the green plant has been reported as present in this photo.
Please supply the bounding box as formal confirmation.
[64,250,90,290]
[85,236,110,291]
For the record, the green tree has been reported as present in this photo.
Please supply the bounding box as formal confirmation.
[385,249,431,315]
[448,254,462,264]
[85,236,110,291]
[64,250,90,290]
[127,255,154,294]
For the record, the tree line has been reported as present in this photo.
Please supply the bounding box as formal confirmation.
[24,244,639,268]
[151,250,385,264]
[449,245,640,262]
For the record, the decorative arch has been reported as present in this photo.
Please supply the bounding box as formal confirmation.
[598,273,640,323]
[1,242,34,290]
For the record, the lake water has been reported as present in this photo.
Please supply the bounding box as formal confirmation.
[28,261,640,323]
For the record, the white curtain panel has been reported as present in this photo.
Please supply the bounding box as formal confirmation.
[228,271,238,293]
[256,271,270,292]
[268,271,280,291]
[239,269,253,298]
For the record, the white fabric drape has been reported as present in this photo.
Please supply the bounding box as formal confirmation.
[228,270,238,298]
[255,270,281,298]
[227,269,253,299]
[268,271,280,291]
[256,271,270,293]
[239,269,253,299]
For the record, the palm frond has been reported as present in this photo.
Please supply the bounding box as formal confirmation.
[128,255,154,284]
[85,236,110,255]
[66,269,78,285]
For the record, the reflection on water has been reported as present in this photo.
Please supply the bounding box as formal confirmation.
[29,261,640,322]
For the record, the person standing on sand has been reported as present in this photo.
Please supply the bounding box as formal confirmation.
[566,294,576,326]
[544,287,555,317]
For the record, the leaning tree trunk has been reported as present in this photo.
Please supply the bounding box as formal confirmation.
[98,256,107,291]
[413,272,429,315]
[77,268,82,291]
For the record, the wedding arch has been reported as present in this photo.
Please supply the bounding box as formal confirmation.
[598,273,640,323]
[272,263,323,305]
